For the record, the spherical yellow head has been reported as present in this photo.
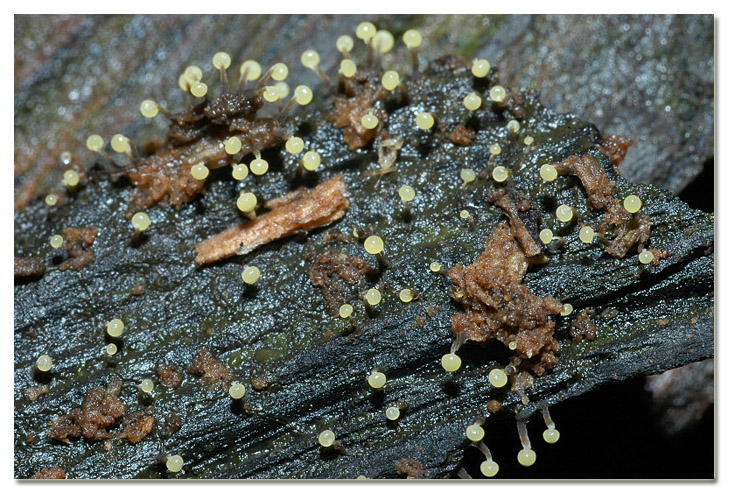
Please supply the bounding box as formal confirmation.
[463,92,482,111]
[492,166,509,183]
[540,164,558,182]
[639,249,655,265]
[263,86,279,103]
[539,229,553,245]
[250,158,269,176]
[361,113,378,130]
[399,289,413,303]
[241,266,261,285]
[139,379,154,393]
[364,235,384,255]
[402,29,422,48]
[466,423,485,442]
[471,58,491,78]
[225,136,242,155]
[140,100,159,118]
[385,406,400,421]
[166,455,184,473]
[624,194,642,213]
[86,134,104,152]
[294,85,313,105]
[460,168,476,184]
[232,163,249,180]
[339,304,354,318]
[543,428,560,444]
[212,52,231,70]
[106,319,125,338]
[190,82,208,98]
[131,212,151,231]
[517,448,537,467]
[336,35,354,53]
[340,59,357,78]
[579,226,595,244]
[356,22,376,41]
[300,49,320,69]
[286,137,305,154]
[36,354,52,372]
[398,185,416,202]
[489,85,506,103]
[365,288,382,306]
[240,60,262,80]
[381,70,400,90]
[302,151,321,171]
[441,353,461,372]
[415,112,434,130]
[561,303,573,316]
[488,368,508,388]
[237,192,257,213]
[556,204,573,222]
[480,460,499,478]
[229,381,246,399]
[271,63,288,81]
[50,234,64,249]
[318,429,336,447]
[367,371,386,389]
[190,162,209,180]
[373,30,394,53]
[111,134,130,153]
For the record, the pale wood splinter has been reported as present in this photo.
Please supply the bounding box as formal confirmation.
[194,175,349,266]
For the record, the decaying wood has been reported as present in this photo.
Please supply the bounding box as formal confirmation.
[194,175,349,266]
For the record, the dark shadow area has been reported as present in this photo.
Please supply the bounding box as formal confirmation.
[678,159,714,213]
[457,376,714,479]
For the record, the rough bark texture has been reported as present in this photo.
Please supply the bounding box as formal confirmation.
[14,14,713,479]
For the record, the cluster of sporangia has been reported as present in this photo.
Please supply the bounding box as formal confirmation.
[36,20,655,478]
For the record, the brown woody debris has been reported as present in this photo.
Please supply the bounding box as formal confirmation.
[394,458,428,479]
[559,155,629,226]
[125,136,221,213]
[599,134,634,168]
[23,384,50,402]
[195,175,349,266]
[309,250,375,315]
[251,375,269,391]
[649,248,670,265]
[162,413,182,437]
[187,348,230,389]
[487,400,502,414]
[14,257,46,279]
[511,370,535,405]
[507,91,527,120]
[58,227,97,271]
[332,71,385,150]
[167,93,264,144]
[569,309,598,343]
[450,124,476,146]
[371,136,404,177]
[605,213,652,258]
[126,89,284,213]
[118,411,154,444]
[157,363,182,389]
[449,221,562,376]
[487,188,543,258]
[560,154,654,259]
[49,380,124,443]
[33,467,65,479]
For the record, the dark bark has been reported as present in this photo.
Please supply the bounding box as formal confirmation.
[14,14,713,479]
